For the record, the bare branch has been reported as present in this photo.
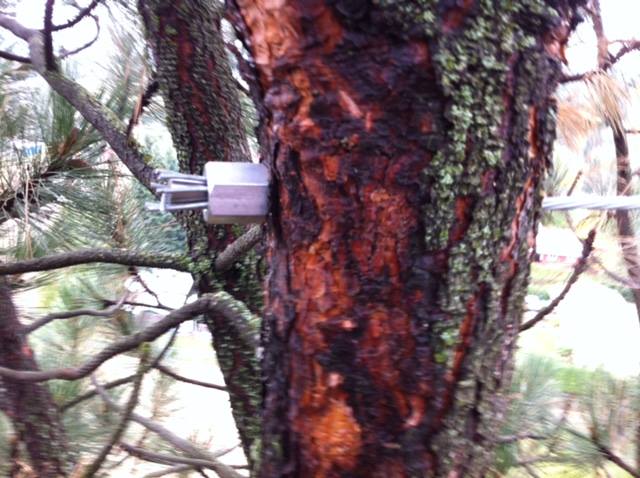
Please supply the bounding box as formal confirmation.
[0,14,37,41]
[609,40,640,68]
[0,248,189,275]
[93,379,242,478]
[215,225,263,273]
[82,351,148,477]
[50,0,102,31]
[23,294,128,334]
[60,373,134,412]
[520,229,596,332]
[494,433,548,444]
[561,39,640,83]
[43,0,56,70]
[119,443,232,474]
[0,49,31,63]
[0,292,245,382]
[153,363,227,391]
[60,327,179,412]
[117,299,174,311]
[59,13,100,59]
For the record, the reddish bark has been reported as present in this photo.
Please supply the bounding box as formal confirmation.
[229,1,584,476]
[0,279,65,477]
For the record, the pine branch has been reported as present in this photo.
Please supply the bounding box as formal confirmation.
[566,428,640,478]
[93,378,242,478]
[23,294,128,334]
[0,12,157,192]
[81,350,149,477]
[520,229,596,332]
[0,292,246,382]
[153,363,227,391]
[0,249,189,275]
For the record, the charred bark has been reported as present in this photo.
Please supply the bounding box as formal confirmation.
[229,1,584,476]
[137,0,262,464]
[0,279,66,477]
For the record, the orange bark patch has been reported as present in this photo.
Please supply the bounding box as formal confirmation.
[304,394,362,477]
[287,69,321,140]
[449,196,473,243]
[295,365,362,477]
[436,289,482,426]
[500,176,534,262]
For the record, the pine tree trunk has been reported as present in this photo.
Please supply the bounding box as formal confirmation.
[137,0,262,464]
[228,1,584,476]
[0,279,66,477]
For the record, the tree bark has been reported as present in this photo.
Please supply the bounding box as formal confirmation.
[137,0,262,465]
[0,279,66,477]
[229,1,583,476]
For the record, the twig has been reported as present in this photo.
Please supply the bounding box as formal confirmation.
[566,170,583,196]
[560,40,640,83]
[215,225,263,273]
[143,465,194,478]
[50,0,102,31]
[104,299,174,312]
[520,229,596,332]
[494,433,548,444]
[0,292,245,382]
[43,0,56,70]
[0,248,189,275]
[60,373,134,412]
[59,13,100,59]
[153,363,227,391]
[119,443,234,474]
[23,293,128,334]
[82,350,148,477]
[93,381,242,478]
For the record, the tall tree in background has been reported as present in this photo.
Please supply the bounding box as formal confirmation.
[0,0,598,476]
